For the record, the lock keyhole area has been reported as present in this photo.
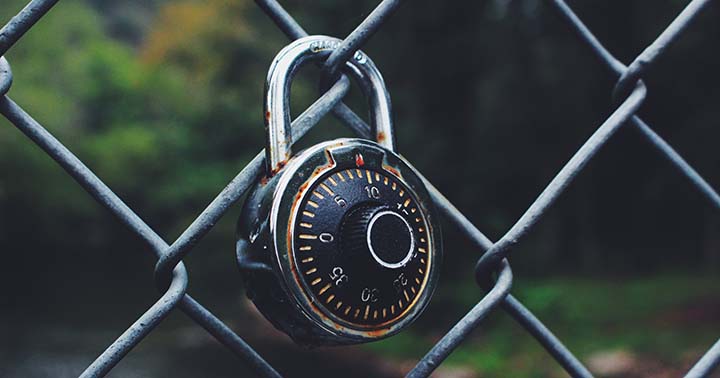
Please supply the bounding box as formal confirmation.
[368,210,415,268]
[342,206,415,269]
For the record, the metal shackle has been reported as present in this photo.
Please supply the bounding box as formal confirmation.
[264,35,395,175]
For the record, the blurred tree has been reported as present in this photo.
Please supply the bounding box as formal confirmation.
[0,0,718,297]
[1,1,719,376]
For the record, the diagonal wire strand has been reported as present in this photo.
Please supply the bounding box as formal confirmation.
[319,0,405,88]
[0,0,718,376]
[0,94,283,377]
[611,0,713,103]
[686,338,720,378]
[0,72,354,376]
[419,176,593,378]
[406,260,513,378]
[153,75,353,287]
[549,0,720,210]
[256,0,373,137]
[252,3,632,376]
[474,82,647,280]
[0,0,60,56]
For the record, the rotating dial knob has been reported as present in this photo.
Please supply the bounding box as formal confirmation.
[342,206,415,269]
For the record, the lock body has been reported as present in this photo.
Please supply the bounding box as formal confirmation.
[238,35,442,346]
[237,138,441,346]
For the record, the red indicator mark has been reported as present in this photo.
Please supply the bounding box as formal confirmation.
[355,153,365,167]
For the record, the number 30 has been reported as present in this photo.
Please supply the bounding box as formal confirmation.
[361,287,379,303]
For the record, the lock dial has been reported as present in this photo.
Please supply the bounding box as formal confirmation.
[239,138,441,345]
[292,167,432,328]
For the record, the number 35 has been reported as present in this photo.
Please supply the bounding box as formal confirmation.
[329,267,349,287]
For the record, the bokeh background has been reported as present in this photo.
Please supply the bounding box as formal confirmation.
[1,0,719,377]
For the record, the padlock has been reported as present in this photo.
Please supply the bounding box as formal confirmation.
[236,35,442,346]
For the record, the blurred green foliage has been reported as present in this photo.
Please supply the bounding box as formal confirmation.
[2,0,719,277]
[0,0,719,377]
[370,274,720,377]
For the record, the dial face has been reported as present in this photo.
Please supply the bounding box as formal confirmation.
[291,166,432,328]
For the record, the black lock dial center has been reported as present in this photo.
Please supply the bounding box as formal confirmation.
[368,210,415,268]
[342,206,414,268]
[293,167,431,327]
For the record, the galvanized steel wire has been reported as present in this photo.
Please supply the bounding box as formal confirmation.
[0,0,718,377]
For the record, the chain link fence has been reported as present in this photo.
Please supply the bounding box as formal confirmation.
[1,0,719,376]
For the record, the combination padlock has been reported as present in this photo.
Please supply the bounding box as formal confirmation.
[236,35,442,346]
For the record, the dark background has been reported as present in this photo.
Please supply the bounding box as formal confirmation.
[0,0,718,377]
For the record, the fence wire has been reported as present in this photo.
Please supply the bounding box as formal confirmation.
[1,0,718,377]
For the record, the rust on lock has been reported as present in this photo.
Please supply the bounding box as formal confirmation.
[376,131,386,144]
[355,153,365,167]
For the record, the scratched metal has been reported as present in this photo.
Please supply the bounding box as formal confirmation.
[0,0,718,377]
